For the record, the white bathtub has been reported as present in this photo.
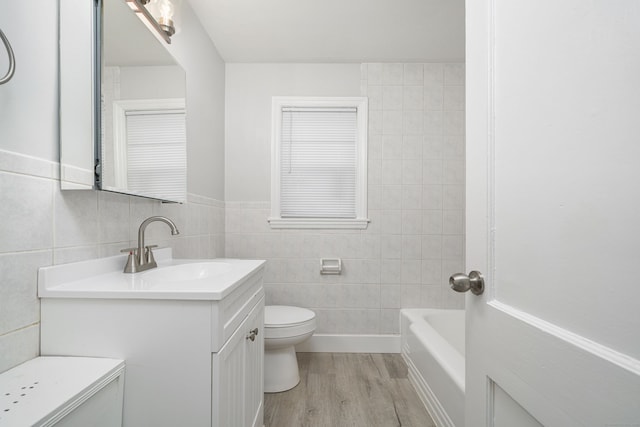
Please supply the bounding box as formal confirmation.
[401,309,465,427]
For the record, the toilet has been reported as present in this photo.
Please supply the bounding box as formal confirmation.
[264,305,316,393]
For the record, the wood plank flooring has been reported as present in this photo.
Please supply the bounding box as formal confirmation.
[264,353,435,427]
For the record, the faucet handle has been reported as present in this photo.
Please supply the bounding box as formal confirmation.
[145,245,158,266]
[123,251,140,273]
[120,247,138,254]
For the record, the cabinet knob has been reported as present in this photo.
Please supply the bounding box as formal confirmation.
[246,328,259,342]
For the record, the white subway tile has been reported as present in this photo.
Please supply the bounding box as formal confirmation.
[402,135,423,159]
[383,86,403,110]
[382,63,404,85]
[382,185,402,210]
[382,159,402,185]
[403,63,424,86]
[422,185,444,210]
[443,111,465,135]
[381,234,402,259]
[423,210,443,234]
[443,134,465,158]
[444,85,465,111]
[382,135,403,159]
[402,159,422,185]
[442,235,464,259]
[0,251,49,335]
[369,134,384,159]
[361,235,381,259]
[54,245,99,265]
[424,85,444,111]
[401,185,422,210]
[403,111,424,135]
[368,63,383,85]
[444,63,465,85]
[54,188,99,248]
[369,110,383,135]
[402,235,422,260]
[367,85,383,110]
[381,286,402,309]
[443,210,464,235]
[424,63,444,86]
[0,325,39,373]
[401,210,422,234]
[401,285,422,307]
[422,235,443,259]
[423,134,444,159]
[368,158,383,185]
[424,111,444,134]
[0,172,53,253]
[97,191,130,244]
[381,259,402,284]
[421,285,443,308]
[382,111,403,135]
[422,259,443,285]
[443,185,465,210]
[443,159,465,185]
[423,159,443,185]
[403,86,424,111]
[368,185,383,210]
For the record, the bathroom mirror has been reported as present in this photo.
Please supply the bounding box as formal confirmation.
[59,0,187,203]
[99,0,187,202]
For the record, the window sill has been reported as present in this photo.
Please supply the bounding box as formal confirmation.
[268,217,370,230]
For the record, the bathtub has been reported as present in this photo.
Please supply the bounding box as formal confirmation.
[401,309,465,427]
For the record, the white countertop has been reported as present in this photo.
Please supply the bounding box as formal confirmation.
[38,248,265,301]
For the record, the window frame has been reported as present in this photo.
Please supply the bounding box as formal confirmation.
[269,96,369,229]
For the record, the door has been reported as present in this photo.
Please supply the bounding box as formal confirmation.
[464,0,640,426]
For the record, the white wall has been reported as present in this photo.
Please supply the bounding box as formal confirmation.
[225,63,465,338]
[225,63,362,201]
[0,1,225,374]
[167,6,226,200]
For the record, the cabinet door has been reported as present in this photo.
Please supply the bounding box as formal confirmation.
[212,315,246,427]
[212,296,265,427]
[244,299,264,427]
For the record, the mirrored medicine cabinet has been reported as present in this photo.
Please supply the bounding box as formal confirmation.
[59,0,187,203]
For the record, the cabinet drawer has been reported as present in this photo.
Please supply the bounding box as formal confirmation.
[210,268,264,352]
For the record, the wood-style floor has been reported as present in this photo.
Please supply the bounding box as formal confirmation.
[264,353,435,427]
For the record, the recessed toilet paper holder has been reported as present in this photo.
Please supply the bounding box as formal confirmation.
[320,258,342,275]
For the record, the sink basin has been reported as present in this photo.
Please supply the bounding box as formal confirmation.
[141,262,233,283]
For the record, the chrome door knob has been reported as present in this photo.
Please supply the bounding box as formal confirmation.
[449,271,485,295]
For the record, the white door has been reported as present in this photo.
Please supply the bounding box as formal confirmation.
[463,0,640,426]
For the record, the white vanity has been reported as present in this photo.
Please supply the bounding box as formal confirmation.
[38,249,265,427]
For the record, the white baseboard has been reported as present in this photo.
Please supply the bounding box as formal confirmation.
[295,334,401,353]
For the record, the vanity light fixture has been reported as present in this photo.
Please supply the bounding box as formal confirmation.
[125,0,173,44]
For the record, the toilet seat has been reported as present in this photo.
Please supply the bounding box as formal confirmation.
[264,306,316,339]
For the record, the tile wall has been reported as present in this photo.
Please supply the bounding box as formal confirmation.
[225,63,465,336]
[0,149,224,373]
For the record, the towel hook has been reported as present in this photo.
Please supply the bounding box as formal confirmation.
[0,28,16,85]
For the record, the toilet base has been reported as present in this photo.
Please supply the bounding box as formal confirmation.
[264,345,300,393]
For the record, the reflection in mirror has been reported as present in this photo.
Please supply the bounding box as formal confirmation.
[99,0,187,203]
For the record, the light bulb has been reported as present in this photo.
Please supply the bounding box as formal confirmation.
[158,0,174,21]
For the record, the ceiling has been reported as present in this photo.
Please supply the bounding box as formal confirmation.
[186,0,465,63]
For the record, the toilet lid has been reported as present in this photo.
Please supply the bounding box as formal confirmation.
[265,305,316,327]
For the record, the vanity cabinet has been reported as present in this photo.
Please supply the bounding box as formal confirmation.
[39,252,265,427]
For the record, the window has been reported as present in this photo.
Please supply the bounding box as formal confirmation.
[269,97,369,229]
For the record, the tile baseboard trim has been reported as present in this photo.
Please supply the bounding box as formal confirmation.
[0,149,59,180]
[295,333,400,353]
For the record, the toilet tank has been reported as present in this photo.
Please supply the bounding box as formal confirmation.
[0,357,125,427]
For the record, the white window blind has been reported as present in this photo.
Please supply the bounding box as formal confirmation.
[280,107,357,218]
[126,110,186,202]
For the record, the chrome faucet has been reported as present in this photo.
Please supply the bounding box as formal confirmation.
[122,216,179,273]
